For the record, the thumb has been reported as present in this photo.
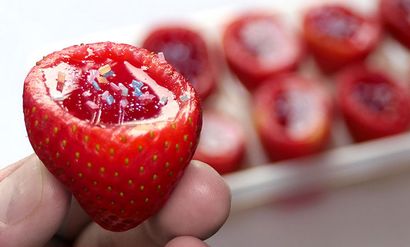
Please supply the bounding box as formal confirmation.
[0,155,71,247]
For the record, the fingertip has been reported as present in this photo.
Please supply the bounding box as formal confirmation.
[165,236,209,247]
[145,160,231,245]
[0,155,71,247]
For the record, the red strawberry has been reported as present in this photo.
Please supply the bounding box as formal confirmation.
[380,0,410,49]
[222,12,303,90]
[142,25,217,100]
[253,74,332,161]
[303,4,381,73]
[193,111,245,175]
[23,42,202,231]
[337,65,410,142]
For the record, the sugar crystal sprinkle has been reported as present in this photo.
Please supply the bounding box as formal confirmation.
[110,82,121,91]
[179,93,191,102]
[82,91,92,97]
[118,83,129,96]
[158,52,166,63]
[106,95,114,105]
[159,96,168,105]
[132,79,143,89]
[98,64,114,77]
[141,66,149,71]
[120,99,129,107]
[86,101,99,110]
[92,80,102,91]
[133,87,143,97]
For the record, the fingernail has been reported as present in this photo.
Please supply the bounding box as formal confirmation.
[0,156,43,225]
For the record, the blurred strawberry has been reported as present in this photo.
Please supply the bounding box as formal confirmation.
[142,25,217,100]
[337,65,410,141]
[303,4,381,73]
[193,111,245,174]
[222,12,303,90]
[253,74,332,161]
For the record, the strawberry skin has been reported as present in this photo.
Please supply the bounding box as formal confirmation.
[23,42,202,231]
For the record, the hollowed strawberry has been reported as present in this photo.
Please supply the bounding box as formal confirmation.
[303,5,381,73]
[193,111,245,175]
[142,26,216,100]
[337,65,410,142]
[380,0,410,49]
[23,42,202,231]
[253,74,332,161]
[222,12,303,90]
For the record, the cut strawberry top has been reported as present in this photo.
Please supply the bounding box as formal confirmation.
[303,5,381,73]
[253,74,332,161]
[41,46,182,126]
[223,12,302,90]
[338,66,410,141]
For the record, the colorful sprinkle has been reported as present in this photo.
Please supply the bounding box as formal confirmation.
[133,87,143,97]
[87,70,99,83]
[120,99,129,108]
[97,76,108,84]
[141,66,149,71]
[132,79,143,89]
[92,80,102,91]
[86,101,99,110]
[82,90,92,97]
[179,93,191,102]
[158,52,166,63]
[159,96,168,105]
[56,72,65,92]
[102,91,115,105]
[98,64,114,77]
[109,82,121,91]
[118,83,128,96]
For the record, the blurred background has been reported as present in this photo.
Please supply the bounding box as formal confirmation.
[3,0,410,246]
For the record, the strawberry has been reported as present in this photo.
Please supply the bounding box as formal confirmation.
[193,111,245,175]
[222,12,303,91]
[253,74,332,161]
[303,4,381,73]
[380,0,410,49]
[337,65,410,142]
[22,42,202,231]
[142,25,217,100]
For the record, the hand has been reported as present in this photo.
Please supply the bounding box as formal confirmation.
[0,155,230,247]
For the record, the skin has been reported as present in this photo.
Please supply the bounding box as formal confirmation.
[0,155,231,247]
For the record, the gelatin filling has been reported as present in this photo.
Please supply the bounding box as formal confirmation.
[353,79,395,113]
[312,8,360,40]
[42,56,178,126]
[274,90,323,139]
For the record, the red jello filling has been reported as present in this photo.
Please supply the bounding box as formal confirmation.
[42,56,175,126]
[353,79,395,114]
[274,90,323,140]
[310,7,360,40]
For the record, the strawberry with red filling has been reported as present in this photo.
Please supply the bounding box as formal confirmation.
[337,65,410,141]
[253,74,332,161]
[193,111,245,175]
[303,5,381,73]
[23,42,202,231]
[222,12,303,90]
[142,26,216,100]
